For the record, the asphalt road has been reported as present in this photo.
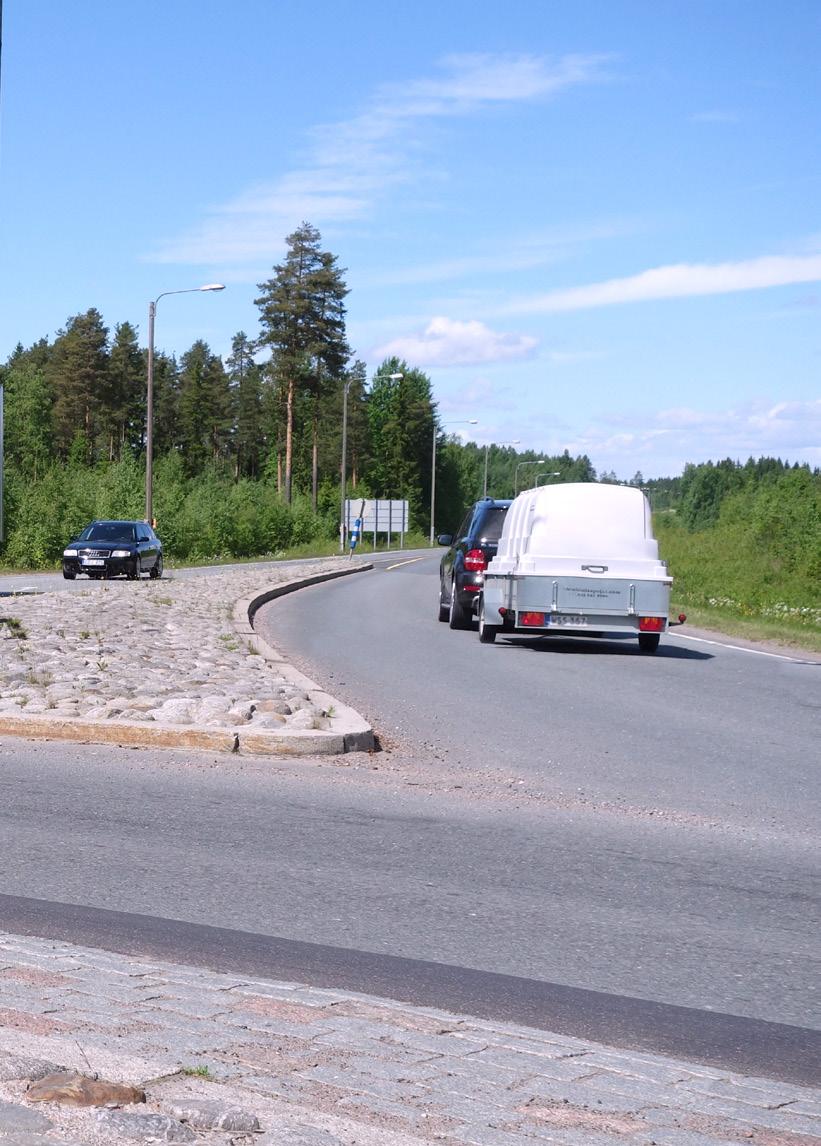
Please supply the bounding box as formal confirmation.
[259,552,820,835]
[0,552,818,1075]
[250,552,820,1029]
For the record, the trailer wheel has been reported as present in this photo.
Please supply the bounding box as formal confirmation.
[478,597,498,643]
[638,633,660,654]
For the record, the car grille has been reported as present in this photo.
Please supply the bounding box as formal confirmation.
[81,549,112,558]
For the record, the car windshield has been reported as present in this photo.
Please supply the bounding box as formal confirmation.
[476,508,508,543]
[80,523,136,543]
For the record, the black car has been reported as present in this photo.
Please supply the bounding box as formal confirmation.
[62,520,163,580]
[437,498,511,629]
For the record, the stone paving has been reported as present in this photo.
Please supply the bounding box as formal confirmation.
[0,932,819,1146]
[0,560,372,754]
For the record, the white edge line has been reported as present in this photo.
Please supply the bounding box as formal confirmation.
[669,630,815,663]
[386,557,428,571]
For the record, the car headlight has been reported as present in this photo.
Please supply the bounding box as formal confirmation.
[63,548,78,557]
[111,549,131,557]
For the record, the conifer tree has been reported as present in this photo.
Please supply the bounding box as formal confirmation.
[255,223,350,503]
[48,309,109,461]
[177,340,231,473]
[227,331,263,479]
[106,321,144,460]
[366,357,435,527]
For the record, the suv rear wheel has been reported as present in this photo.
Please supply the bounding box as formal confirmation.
[437,581,449,622]
[448,579,471,630]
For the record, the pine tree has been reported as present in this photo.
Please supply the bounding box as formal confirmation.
[227,332,263,479]
[366,358,435,527]
[255,222,350,503]
[177,340,231,474]
[48,309,109,461]
[106,321,144,460]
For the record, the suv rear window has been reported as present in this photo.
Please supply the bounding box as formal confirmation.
[474,507,508,542]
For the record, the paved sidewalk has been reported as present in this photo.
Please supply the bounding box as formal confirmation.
[0,932,818,1146]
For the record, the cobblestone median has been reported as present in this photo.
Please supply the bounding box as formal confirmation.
[0,932,819,1146]
[0,560,371,753]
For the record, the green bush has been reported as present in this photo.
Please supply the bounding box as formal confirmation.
[0,457,336,567]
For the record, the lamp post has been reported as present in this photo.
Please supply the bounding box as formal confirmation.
[341,371,402,550]
[483,439,520,497]
[514,459,548,496]
[145,283,225,525]
[430,418,478,545]
[535,470,562,486]
[0,381,4,545]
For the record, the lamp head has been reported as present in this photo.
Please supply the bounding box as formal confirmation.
[199,283,226,292]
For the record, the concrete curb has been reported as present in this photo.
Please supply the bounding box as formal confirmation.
[0,561,375,756]
[233,563,375,754]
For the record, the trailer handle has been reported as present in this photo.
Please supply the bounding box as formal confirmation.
[581,564,608,573]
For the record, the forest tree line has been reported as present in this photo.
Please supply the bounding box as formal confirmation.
[1,222,818,629]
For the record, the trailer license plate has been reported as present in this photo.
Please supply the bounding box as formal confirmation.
[559,614,587,627]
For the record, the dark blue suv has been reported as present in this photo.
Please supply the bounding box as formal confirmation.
[437,498,511,629]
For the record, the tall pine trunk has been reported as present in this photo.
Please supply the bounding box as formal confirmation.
[311,394,319,512]
[285,376,294,503]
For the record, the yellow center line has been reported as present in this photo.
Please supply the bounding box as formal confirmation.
[386,557,429,571]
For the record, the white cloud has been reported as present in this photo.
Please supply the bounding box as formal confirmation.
[561,399,821,477]
[373,316,538,367]
[148,53,609,266]
[503,253,821,314]
[367,221,635,287]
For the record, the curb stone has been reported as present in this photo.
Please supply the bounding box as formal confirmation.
[0,560,374,756]
[232,567,375,754]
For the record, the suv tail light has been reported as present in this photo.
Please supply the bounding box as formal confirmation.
[463,548,487,572]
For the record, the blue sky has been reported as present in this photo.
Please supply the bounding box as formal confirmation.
[1,0,819,478]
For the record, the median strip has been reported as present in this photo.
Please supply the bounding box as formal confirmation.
[0,559,374,755]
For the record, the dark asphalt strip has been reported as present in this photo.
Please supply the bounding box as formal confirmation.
[1,892,818,1087]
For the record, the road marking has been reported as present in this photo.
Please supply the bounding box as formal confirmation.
[669,631,817,664]
[386,557,428,571]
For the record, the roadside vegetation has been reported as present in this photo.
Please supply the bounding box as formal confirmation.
[652,461,820,651]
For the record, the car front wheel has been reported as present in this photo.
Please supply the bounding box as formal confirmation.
[127,558,140,580]
[62,568,76,580]
[149,553,163,580]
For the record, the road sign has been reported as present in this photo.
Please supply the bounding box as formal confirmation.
[344,499,409,546]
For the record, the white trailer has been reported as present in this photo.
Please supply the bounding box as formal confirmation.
[479,483,680,653]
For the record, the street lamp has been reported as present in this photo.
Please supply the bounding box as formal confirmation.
[483,439,520,497]
[0,381,4,545]
[514,459,548,496]
[145,283,225,525]
[535,470,562,486]
[340,371,403,550]
[430,418,478,545]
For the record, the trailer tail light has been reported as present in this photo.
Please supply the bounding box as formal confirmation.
[639,616,665,632]
[463,549,487,572]
[521,612,546,627]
